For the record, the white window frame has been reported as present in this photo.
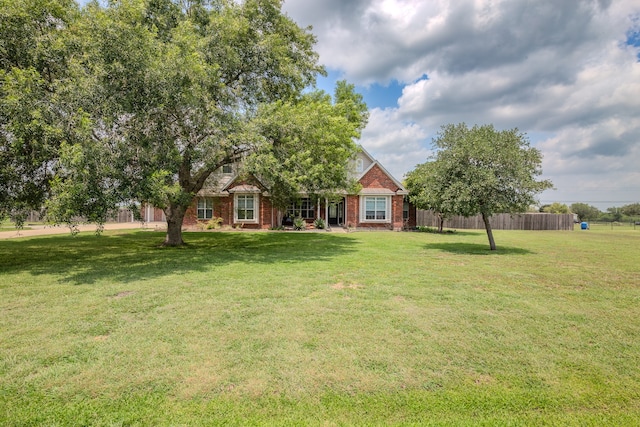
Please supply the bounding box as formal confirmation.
[355,158,364,173]
[360,196,391,223]
[234,193,259,223]
[287,198,315,219]
[197,198,213,220]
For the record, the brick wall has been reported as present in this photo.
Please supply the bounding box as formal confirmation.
[359,164,401,191]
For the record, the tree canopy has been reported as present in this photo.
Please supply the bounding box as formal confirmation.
[620,203,640,217]
[0,0,78,226]
[1,0,365,245]
[247,81,368,212]
[406,123,553,250]
[541,202,571,214]
[405,161,452,233]
[569,203,600,222]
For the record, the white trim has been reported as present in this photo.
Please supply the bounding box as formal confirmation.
[359,188,396,196]
[360,195,391,223]
[234,193,259,224]
[197,197,214,220]
[357,146,408,193]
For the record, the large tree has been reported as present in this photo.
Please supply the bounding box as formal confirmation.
[620,203,640,218]
[0,0,78,226]
[542,202,571,214]
[570,203,601,222]
[247,81,368,218]
[44,0,350,245]
[408,123,553,250]
[405,161,452,233]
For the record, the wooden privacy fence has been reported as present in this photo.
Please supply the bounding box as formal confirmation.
[416,211,575,231]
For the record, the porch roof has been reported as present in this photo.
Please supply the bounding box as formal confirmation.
[358,188,397,196]
[227,184,262,193]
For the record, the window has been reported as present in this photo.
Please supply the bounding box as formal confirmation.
[362,196,389,222]
[197,198,213,220]
[222,164,232,174]
[235,194,257,222]
[355,158,364,173]
[287,198,315,219]
[403,200,410,220]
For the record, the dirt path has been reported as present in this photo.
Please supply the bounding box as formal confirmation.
[0,222,167,240]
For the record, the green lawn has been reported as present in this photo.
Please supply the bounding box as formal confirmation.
[1,228,639,425]
[0,221,32,232]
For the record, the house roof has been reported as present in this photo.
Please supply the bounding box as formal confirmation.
[359,188,396,195]
[357,146,408,195]
[227,184,262,193]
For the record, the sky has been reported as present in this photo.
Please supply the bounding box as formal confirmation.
[282,0,640,210]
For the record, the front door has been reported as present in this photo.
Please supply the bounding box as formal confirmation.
[328,200,344,226]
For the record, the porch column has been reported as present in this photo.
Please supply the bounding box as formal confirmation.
[325,198,329,227]
[344,197,348,227]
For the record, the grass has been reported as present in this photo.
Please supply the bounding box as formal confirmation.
[1,227,639,425]
[0,220,33,232]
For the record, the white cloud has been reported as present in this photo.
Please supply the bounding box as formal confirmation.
[284,0,640,206]
[360,108,431,180]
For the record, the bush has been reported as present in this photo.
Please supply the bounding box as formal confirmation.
[313,217,326,229]
[416,225,456,234]
[293,217,306,231]
[206,217,223,230]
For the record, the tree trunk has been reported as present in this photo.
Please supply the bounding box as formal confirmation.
[481,211,497,251]
[438,213,444,233]
[163,204,187,246]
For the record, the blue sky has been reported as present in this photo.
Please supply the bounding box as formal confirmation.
[77,0,640,210]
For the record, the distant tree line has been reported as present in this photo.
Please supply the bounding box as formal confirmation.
[539,202,640,222]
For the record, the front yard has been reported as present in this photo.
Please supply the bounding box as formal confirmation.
[1,228,639,425]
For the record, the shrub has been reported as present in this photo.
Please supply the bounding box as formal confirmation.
[313,217,326,229]
[416,225,456,234]
[293,217,306,231]
[206,217,223,230]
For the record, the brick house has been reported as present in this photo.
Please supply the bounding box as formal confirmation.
[182,147,416,230]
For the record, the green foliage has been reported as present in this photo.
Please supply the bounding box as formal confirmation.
[248,81,367,211]
[570,203,601,222]
[621,203,640,217]
[542,202,571,214]
[407,123,553,250]
[313,217,326,229]
[0,0,78,225]
[416,225,456,234]
[605,207,623,222]
[293,217,306,230]
[23,0,328,246]
[406,161,453,232]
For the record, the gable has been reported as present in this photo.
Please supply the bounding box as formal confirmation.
[224,175,266,193]
[359,164,403,192]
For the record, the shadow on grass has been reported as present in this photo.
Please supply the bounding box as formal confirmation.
[424,242,534,255]
[0,231,359,285]
[412,229,482,237]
